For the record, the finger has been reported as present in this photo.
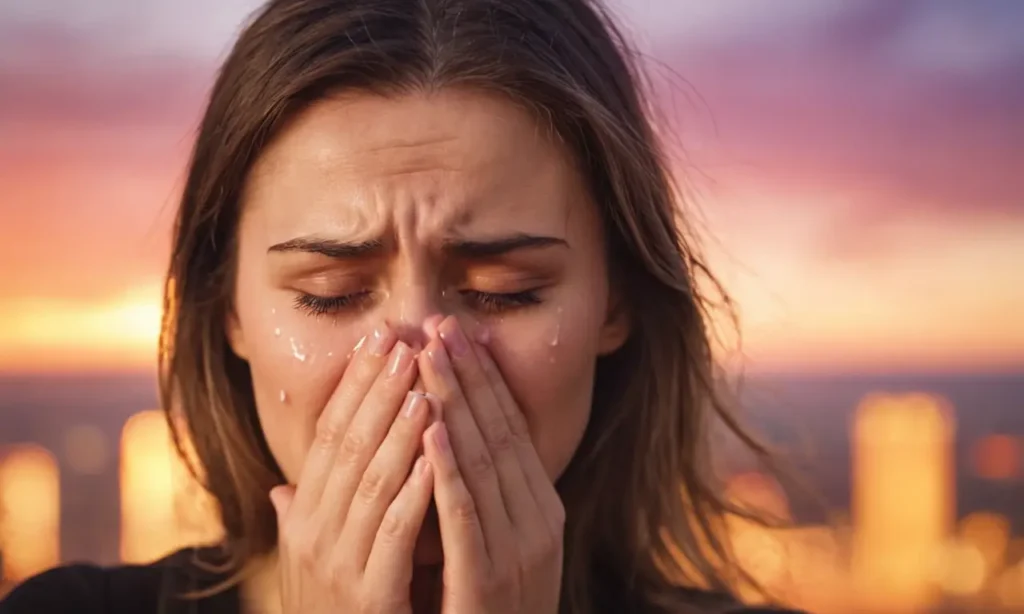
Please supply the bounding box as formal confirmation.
[436,316,539,531]
[317,340,419,533]
[362,455,434,590]
[474,338,565,532]
[419,338,513,559]
[340,391,431,568]
[412,377,442,424]
[424,422,489,574]
[291,324,398,515]
[269,484,296,524]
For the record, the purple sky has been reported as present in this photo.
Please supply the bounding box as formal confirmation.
[1,0,1021,372]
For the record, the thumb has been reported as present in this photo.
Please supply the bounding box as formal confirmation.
[269,484,296,522]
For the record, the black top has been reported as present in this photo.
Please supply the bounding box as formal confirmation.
[0,548,806,614]
[0,549,238,614]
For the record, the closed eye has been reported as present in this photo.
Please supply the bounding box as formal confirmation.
[294,290,373,317]
[461,289,542,314]
[292,288,543,318]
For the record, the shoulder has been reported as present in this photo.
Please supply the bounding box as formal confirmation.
[0,547,238,614]
[1,563,107,614]
[721,607,807,614]
[647,586,809,614]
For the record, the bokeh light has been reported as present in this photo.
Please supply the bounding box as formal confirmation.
[971,434,1021,481]
[0,445,60,582]
[119,410,222,564]
[851,393,955,612]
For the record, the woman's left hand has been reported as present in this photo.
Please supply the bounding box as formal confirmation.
[418,316,565,614]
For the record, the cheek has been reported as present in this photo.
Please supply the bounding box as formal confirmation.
[490,305,598,479]
[238,303,367,481]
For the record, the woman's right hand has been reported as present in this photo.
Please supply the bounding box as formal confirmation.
[268,324,434,614]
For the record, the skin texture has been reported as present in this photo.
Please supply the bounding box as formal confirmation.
[226,88,630,612]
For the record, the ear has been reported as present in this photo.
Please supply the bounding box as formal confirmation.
[226,308,250,360]
[596,290,631,356]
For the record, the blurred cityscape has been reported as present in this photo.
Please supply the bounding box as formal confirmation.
[1,371,1021,613]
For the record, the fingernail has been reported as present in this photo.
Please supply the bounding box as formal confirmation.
[426,343,451,372]
[423,314,444,340]
[423,392,443,422]
[369,325,395,356]
[474,326,491,345]
[346,335,366,359]
[388,342,414,377]
[403,391,425,418]
[438,320,470,357]
[413,455,430,476]
[433,423,450,453]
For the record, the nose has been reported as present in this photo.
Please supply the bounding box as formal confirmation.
[385,280,442,350]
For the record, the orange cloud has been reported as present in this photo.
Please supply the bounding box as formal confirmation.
[0,284,163,373]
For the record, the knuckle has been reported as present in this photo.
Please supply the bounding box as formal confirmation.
[481,417,514,452]
[464,449,495,479]
[355,469,387,503]
[324,556,352,590]
[451,496,480,526]
[507,412,532,444]
[465,378,490,401]
[322,555,342,584]
[378,508,409,541]
[437,386,462,408]
[289,532,320,570]
[314,418,342,448]
[337,429,368,466]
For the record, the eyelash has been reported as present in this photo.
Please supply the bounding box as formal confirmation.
[294,289,542,317]
[294,290,374,317]
[461,289,542,314]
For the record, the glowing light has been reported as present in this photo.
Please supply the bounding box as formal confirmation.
[0,284,162,371]
[971,434,1020,481]
[996,562,1024,608]
[959,512,1010,581]
[725,518,846,611]
[850,393,955,612]
[936,539,987,596]
[730,521,787,603]
[721,472,848,610]
[0,445,60,581]
[120,410,223,564]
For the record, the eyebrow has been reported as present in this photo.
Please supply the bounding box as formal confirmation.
[267,233,568,259]
[268,237,384,258]
[441,233,568,258]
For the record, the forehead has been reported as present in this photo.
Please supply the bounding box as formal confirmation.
[242,88,592,241]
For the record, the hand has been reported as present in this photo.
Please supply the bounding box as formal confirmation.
[268,324,434,614]
[418,316,565,614]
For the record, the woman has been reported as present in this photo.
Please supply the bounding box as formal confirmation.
[1,0,805,613]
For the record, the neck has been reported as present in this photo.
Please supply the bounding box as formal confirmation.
[240,550,444,614]
[239,552,282,614]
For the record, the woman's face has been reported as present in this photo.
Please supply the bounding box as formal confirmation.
[227,87,629,522]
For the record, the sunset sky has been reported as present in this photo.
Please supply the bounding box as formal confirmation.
[1,0,1021,374]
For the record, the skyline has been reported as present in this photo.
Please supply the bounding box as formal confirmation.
[1,1,1022,373]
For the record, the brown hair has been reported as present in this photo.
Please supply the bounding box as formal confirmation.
[160,0,779,611]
